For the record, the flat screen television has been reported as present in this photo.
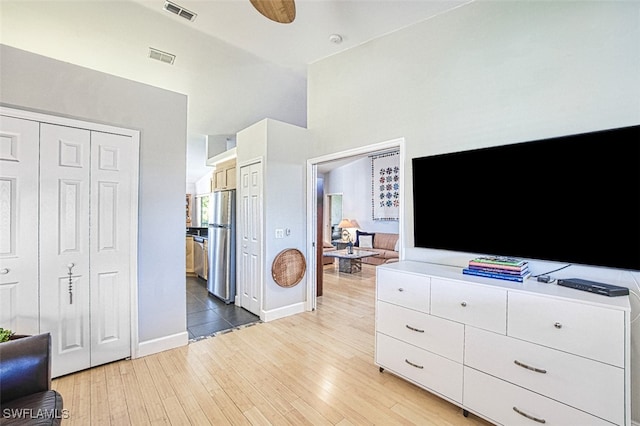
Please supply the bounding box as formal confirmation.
[412,125,640,271]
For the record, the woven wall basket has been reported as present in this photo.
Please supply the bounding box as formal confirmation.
[271,248,306,288]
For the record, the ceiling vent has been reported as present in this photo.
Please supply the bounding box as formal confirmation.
[163,1,197,21]
[149,48,176,65]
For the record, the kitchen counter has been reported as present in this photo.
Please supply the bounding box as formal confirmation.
[186,227,208,237]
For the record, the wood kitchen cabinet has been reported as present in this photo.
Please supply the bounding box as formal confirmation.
[186,236,194,275]
[211,159,236,191]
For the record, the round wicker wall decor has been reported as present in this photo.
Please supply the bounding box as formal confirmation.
[271,248,306,288]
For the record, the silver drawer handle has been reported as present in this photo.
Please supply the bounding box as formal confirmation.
[405,324,425,333]
[460,301,467,307]
[404,359,424,369]
[554,322,562,329]
[0,268,9,275]
[514,360,547,374]
[513,406,546,424]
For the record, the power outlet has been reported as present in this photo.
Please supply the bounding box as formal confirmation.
[275,228,284,239]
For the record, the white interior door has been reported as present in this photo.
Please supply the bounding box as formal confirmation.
[239,162,262,316]
[0,116,40,334]
[39,123,92,377]
[39,125,133,377]
[89,131,132,367]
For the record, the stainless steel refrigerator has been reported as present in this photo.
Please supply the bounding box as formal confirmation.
[207,189,236,304]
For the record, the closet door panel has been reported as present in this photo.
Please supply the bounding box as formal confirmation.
[57,274,90,351]
[0,115,39,334]
[39,123,91,378]
[89,131,131,366]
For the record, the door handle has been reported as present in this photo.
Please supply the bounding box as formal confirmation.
[67,263,75,304]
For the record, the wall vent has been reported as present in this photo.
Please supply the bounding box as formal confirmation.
[163,1,197,21]
[149,48,176,65]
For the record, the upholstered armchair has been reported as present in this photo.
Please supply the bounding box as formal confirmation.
[0,333,64,425]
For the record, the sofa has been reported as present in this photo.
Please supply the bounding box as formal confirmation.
[322,241,336,265]
[354,231,399,265]
[0,333,64,425]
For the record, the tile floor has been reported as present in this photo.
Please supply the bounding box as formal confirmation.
[186,276,260,341]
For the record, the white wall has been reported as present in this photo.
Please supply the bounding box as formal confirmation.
[307,1,640,421]
[324,157,399,235]
[194,170,213,196]
[0,44,189,350]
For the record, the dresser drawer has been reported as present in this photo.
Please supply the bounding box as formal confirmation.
[508,292,625,367]
[376,333,463,403]
[376,301,463,363]
[465,327,624,425]
[377,268,430,313]
[464,367,613,426]
[430,278,507,334]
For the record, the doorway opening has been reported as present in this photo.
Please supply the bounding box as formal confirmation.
[306,138,405,311]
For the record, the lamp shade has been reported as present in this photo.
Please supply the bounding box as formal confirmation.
[338,219,353,228]
[349,219,360,229]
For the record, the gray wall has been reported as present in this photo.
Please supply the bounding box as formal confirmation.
[307,1,640,421]
[0,44,188,346]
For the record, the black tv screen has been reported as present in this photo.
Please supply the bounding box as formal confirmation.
[412,125,640,271]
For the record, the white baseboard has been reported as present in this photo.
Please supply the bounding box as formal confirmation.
[136,331,189,358]
[262,302,305,322]
[632,419,639,426]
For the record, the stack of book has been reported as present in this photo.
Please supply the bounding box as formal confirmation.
[463,256,530,282]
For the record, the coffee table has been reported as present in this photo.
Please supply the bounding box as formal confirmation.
[323,249,379,273]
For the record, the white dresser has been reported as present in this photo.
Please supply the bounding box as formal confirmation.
[375,261,631,425]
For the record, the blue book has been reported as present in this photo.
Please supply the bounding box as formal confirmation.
[462,268,530,283]
[467,265,530,276]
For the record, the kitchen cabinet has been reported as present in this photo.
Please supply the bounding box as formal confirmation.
[375,261,631,426]
[186,236,194,275]
[211,159,236,191]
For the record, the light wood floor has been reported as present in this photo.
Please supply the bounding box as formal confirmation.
[52,264,492,425]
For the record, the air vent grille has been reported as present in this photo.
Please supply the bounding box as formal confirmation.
[149,48,176,65]
[163,1,197,21]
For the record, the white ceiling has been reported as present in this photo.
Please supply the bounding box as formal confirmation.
[0,0,469,182]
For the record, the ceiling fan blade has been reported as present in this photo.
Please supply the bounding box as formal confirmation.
[250,0,296,24]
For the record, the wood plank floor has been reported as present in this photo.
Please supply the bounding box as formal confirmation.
[52,264,493,425]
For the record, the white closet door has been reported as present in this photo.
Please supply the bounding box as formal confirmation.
[239,162,262,316]
[39,123,92,377]
[0,115,40,334]
[89,131,131,366]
